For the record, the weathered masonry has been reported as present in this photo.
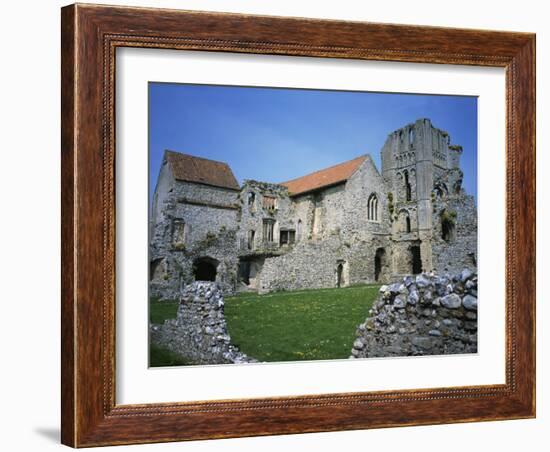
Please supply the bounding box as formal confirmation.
[149,118,477,298]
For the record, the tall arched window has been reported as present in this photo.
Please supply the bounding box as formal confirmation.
[367,193,378,221]
[404,170,412,201]
[297,219,303,240]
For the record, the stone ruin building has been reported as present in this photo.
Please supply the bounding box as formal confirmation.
[149,118,477,299]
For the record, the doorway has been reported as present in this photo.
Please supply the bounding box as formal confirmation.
[374,248,386,281]
[193,257,218,281]
[410,246,422,274]
[336,263,344,288]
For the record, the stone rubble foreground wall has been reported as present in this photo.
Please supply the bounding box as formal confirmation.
[150,282,256,364]
[351,270,478,358]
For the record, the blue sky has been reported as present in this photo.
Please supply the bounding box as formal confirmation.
[149,83,477,202]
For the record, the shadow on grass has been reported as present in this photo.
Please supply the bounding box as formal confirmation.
[149,343,191,367]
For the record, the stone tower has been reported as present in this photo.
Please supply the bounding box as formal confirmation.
[381,118,466,275]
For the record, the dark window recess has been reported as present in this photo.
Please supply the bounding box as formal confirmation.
[289,230,296,244]
[239,260,250,285]
[280,230,296,246]
[404,170,412,201]
[441,218,455,242]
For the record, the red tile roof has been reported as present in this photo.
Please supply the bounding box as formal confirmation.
[165,150,240,190]
[281,155,367,196]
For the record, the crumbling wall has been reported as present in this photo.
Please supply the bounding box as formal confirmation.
[350,270,478,358]
[238,180,295,251]
[258,233,391,294]
[150,282,256,365]
[258,235,346,293]
[149,180,241,298]
[431,194,477,273]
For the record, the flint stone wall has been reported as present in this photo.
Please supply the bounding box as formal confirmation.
[258,233,391,294]
[149,179,241,299]
[351,270,478,358]
[150,282,256,364]
[431,194,478,274]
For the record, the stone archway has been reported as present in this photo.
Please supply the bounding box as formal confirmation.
[193,257,219,282]
[336,260,349,288]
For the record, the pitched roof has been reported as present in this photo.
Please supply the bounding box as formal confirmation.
[164,150,240,190]
[281,155,367,196]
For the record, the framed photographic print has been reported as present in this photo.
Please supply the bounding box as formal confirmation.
[61,3,536,447]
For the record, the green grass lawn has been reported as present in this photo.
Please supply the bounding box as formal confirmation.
[225,284,380,362]
[149,298,179,324]
[149,284,380,364]
[149,298,182,367]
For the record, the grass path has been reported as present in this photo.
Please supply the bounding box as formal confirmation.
[149,284,380,365]
[225,285,379,362]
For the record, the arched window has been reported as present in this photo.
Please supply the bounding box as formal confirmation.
[409,128,414,146]
[398,209,411,233]
[297,219,302,240]
[404,170,412,201]
[367,193,378,221]
[433,181,448,199]
[440,209,456,242]
[247,192,256,212]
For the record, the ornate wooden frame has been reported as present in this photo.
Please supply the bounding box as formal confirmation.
[61,3,536,447]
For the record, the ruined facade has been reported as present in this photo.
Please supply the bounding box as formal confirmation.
[149,119,477,298]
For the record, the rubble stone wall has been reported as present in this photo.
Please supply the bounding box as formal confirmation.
[150,282,256,365]
[351,270,478,358]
